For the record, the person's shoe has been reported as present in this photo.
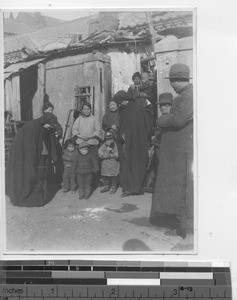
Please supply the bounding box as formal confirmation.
[79,195,84,200]
[121,191,132,198]
[84,195,90,200]
[109,186,118,194]
[100,186,110,193]
[62,189,69,193]
[98,179,104,187]
[143,186,153,193]
[164,229,177,237]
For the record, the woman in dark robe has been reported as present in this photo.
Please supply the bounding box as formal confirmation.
[6,112,59,207]
[113,90,150,197]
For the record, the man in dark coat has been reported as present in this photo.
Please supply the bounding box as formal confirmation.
[150,63,193,239]
[6,113,59,207]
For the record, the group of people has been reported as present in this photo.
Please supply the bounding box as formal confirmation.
[6,63,193,239]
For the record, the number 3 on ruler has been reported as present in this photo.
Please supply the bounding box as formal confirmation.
[173,289,178,296]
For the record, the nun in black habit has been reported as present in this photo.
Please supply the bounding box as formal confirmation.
[114,90,150,197]
[6,112,59,207]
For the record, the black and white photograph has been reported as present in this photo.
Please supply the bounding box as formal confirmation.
[2,8,195,254]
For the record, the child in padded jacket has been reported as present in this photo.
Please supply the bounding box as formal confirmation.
[72,142,99,200]
[98,131,120,194]
[62,139,78,193]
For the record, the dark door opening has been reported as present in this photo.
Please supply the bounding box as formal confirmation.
[20,65,38,121]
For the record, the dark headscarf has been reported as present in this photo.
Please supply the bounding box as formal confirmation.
[39,112,57,126]
[42,101,54,113]
[113,90,131,105]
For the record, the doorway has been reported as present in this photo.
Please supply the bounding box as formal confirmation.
[20,65,38,121]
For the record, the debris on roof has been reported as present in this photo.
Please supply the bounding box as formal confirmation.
[38,37,72,53]
[4,10,193,66]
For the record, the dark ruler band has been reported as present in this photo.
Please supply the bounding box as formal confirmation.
[0,261,232,299]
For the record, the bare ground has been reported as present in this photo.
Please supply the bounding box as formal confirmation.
[5,187,194,253]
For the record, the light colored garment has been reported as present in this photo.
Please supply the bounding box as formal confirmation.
[72,115,101,145]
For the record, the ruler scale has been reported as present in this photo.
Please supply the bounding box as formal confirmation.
[0,261,232,299]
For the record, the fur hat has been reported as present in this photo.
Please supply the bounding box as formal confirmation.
[132,72,142,81]
[158,93,173,105]
[165,63,192,79]
[78,142,89,149]
[104,131,114,140]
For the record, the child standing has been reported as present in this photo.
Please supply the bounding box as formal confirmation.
[152,92,173,155]
[62,139,77,193]
[72,102,101,187]
[98,131,120,194]
[73,142,99,200]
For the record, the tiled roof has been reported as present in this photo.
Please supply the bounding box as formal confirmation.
[4,14,99,55]
[4,11,193,65]
[118,12,147,29]
[118,11,193,30]
[4,34,38,54]
[38,37,72,52]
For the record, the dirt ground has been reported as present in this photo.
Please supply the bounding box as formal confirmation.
[5,186,194,253]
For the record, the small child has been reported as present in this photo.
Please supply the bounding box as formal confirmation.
[62,139,78,193]
[152,93,173,155]
[144,93,173,193]
[138,72,154,107]
[72,142,99,200]
[98,131,120,194]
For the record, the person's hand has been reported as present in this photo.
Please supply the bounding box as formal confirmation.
[121,100,128,106]
[80,135,89,141]
[111,125,117,130]
[43,124,52,130]
[151,135,155,141]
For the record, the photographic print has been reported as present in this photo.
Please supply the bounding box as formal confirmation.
[2,8,196,254]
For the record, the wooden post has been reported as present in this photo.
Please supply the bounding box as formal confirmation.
[33,62,45,118]
[146,12,156,51]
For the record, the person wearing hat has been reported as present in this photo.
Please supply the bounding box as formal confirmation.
[98,130,120,194]
[158,92,173,115]
[72,141,99,200]
[150,63,193,239]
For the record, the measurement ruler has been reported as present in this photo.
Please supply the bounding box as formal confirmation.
[0,261,232,299]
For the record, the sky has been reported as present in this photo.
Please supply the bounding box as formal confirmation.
[3,10,99,21]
